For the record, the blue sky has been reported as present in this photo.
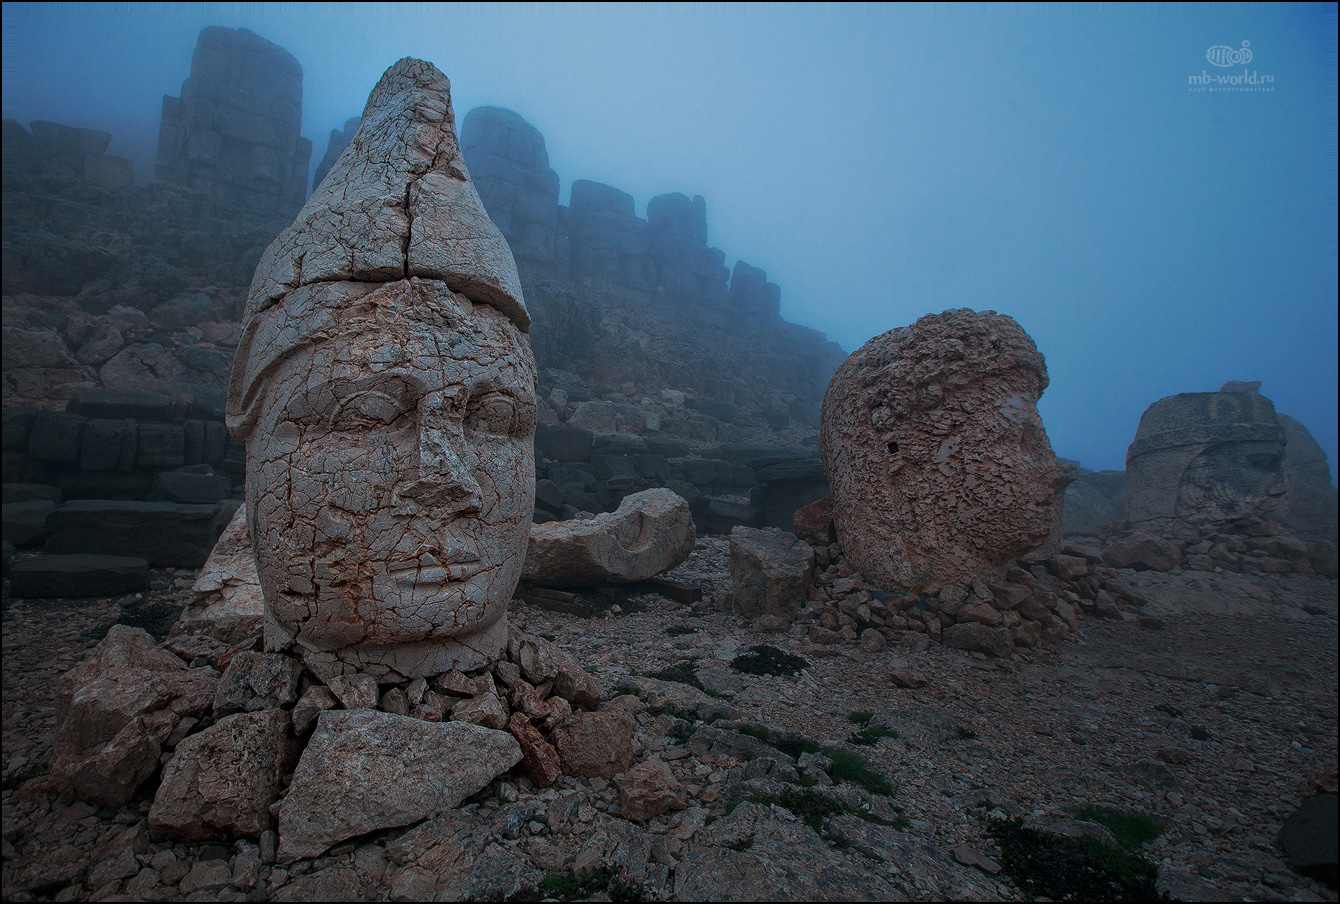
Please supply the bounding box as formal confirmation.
[3,2,1336,474]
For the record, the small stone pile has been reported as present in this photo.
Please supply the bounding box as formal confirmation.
[791,499,1154,657]
[40,616,623,864]
[1101,521,1337,580]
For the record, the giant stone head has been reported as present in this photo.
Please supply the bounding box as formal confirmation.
[227,59,535,678]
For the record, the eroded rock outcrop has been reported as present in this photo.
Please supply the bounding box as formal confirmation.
[820,309,1057,590]
[155,27,311,218]
[1278,414,1339,542]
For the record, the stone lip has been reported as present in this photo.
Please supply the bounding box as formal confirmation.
[239,57,526,333]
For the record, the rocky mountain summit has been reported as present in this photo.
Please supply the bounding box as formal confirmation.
[1,23,1337,904]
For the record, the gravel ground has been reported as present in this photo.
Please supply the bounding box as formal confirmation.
[2,539,1336,901]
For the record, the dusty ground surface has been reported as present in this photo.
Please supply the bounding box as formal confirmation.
[2,538,1337,902]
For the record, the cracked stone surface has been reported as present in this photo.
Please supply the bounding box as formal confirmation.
[226,58,536,678]
[820,309,1056,590]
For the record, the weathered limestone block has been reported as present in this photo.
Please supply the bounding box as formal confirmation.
[567,180,655,299]
[227,58,537,678]
[728,260,781,320]
[549,711,636,778]
[729,527,814,626]
[522,488,695,588]
[647,192,729,304]
[820,309,1057,589]
[1124,383,1286,535]
[311,116,359,192]
[277,710,522,861]
[460,106,562,276]
[148,709,297,840]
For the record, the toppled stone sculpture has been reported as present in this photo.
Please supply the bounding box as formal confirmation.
[227,57,536,678]
[522,488,695,588]
[155,27,312,217]
[1124,382,1286,536]
[820,309,1057,589]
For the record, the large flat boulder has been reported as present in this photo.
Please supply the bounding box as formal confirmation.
[43,500,221,567]
[522,488,694,588]
[277,710,521,862]
[3,500,56,546]
[8,554,149,598]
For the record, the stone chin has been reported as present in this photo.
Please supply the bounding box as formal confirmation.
[263,576,512,677]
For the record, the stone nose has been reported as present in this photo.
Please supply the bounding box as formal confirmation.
[396,418,482,515]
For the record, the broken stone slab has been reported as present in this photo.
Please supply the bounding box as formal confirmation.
[941,622,1014,658]
[148,709,297,841]
[212,651,303,717]
[616,674,738,722]
[728,526,814,626]
[549,711,636,779]
[7,554,149,598]
[522,488,695,588]
[1101,533,1185,572]
[50,625,218,806]
[506,711,560,788]
[1278,793,1338,885]
[3,499,56,547]
[383,810,542,902]
[824,813,1000,899]
[617,757,687,821]
[277,709,521,861]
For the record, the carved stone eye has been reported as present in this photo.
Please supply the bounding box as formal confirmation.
[335,391,405,428]
[466,393,517,436]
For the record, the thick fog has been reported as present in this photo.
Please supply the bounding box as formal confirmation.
[3,3,1336,473]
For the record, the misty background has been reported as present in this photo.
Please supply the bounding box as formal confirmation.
[3,2,1336,474]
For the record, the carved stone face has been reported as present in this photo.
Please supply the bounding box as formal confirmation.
[821,309,1056,590]
[245,279,536,676]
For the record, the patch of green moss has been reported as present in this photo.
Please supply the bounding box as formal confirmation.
[648,659,705,691]
[822,747,895,797]
[1072,805,1165,849]
[988,817,1170,902]
[730,644,810,677]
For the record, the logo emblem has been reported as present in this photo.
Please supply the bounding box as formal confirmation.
[1206,41,1252,67]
